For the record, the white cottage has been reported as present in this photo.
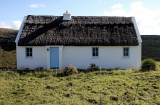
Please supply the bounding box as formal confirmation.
[15,12,142,70]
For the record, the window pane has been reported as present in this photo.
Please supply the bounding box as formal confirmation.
[27,52,29,56]
[26,48,32,57]
[96,48,98,52]
[27,48,29,52]
[93,48,95,52]
[30,53,32,56]
[96,52,98,56]
[125,52,127,56]
[127,48,129,56]
[30,48,32,53]
[93,52,95,56]
[126,51,129,56]
[92,47,99,57]
[123,48,129,57]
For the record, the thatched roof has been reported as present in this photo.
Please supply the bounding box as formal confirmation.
[18,15,139,46]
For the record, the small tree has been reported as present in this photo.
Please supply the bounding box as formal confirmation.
[141,58,157,72]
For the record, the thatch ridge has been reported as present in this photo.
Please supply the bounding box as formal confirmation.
[18,15,139,46]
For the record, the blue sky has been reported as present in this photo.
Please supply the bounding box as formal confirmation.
[0,0,160,35]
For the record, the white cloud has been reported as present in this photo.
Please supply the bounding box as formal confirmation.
[0,22,11,29]
[104,1,160,35]
[29,4,38,8]
[11,21,22,30]
[29,4,45,8]
[0,20,22,30]
[111,3,122,9]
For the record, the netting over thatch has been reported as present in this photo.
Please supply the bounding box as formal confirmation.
[18,15,139,46]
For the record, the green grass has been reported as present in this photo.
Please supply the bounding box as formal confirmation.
[0,28,17,69]
[0,42,16,69]
[0,28,18,38]
[0,68,160,105]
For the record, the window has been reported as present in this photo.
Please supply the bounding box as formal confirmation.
[92,47,99,57]
[123,47,129,57]
[26,47,32,57]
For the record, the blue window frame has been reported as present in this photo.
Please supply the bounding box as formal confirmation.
[26,47,32,57]
[92,47,99,57]
[123,47,129,57]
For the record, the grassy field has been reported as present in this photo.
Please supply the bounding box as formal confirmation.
[0,28,17,69]
[0,42,16,69]
[0,68,160,105]
[0,28,18,39]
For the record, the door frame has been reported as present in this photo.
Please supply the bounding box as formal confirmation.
[46,46,63,70]
[50,47,59,69]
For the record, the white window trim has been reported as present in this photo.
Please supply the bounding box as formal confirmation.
[123,47,130,58]
[26,47,33,58]
[92,47,99,58]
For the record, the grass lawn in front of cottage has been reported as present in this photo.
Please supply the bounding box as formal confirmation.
[0,66,160,105]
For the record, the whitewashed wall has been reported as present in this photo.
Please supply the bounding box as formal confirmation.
[16,46,48,69]
[17,43,141,70]
[62,43,141,69]
[16,46,63,70]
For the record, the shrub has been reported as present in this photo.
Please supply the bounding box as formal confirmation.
[88,63,99,71]
[141,58,157,72]
[63,65,78,76]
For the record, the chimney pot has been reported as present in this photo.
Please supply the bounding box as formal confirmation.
[63,10,71,20]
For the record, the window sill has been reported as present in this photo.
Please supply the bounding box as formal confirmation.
[92,56,99,59]
[26,56,33,58]
[122,56,130,59]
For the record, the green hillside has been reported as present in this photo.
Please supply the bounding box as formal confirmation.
[0,28,17,69]
[0,28,18,38]
[141,35,160,61]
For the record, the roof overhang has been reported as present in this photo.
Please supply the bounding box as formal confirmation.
[15,16,27,44]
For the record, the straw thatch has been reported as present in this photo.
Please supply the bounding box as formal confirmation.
[18,15,139,46]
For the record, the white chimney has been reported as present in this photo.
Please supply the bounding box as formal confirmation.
[63,10,71,20]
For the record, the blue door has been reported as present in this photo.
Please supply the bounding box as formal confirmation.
[50,47,59,69]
